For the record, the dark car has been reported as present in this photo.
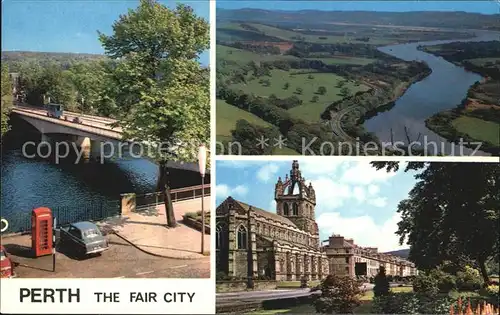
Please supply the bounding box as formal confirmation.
[59,222,109,256]
[72,117,82,124]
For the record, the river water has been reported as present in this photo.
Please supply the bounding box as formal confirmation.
[0,115,203,221]
[364,30,500,156]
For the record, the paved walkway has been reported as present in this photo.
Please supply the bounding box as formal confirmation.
[97,197,210,259]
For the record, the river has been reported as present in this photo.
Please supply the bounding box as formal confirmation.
[364,30,500,156]
[1,115,203,226]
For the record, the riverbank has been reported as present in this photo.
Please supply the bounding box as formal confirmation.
[323,62,433,152]
[419,41,500,155]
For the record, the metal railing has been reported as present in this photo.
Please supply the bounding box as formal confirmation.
[134,184,211,212]
[12,107,123,140]
[171,184,211,202]
[1,200,121,235]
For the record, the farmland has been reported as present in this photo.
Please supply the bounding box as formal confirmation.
[230,69,370,122]
[215,10,475,155]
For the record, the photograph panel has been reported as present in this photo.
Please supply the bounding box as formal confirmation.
[1,0,211,280]
[215,1,500,157]
[215,158,499,314]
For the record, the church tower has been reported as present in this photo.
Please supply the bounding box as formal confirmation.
[275,161,319,244]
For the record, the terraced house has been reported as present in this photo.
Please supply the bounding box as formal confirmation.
[216,161,329,281]
[323,234,417,278]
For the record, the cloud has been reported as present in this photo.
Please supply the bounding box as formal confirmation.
[308,178,352,209]
[216,184,248,198]
[257,163,280,182]
[299,159,343,177]
[369,197,388,208]
[368,185,380,196]
[269,200,277,213]
[317,211,407,252]
[340,162,396,185]
[353,186,366,202]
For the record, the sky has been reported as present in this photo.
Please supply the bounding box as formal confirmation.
[1,0,209,65]
[216,159,421,252]
[217,1,500,15]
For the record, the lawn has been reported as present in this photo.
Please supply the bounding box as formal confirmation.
[451,116,500,146]
[216,99,273,137]
[217,45,298,65]
[216,99,300,155]
[306,56,376,66]
[231,69,369,122]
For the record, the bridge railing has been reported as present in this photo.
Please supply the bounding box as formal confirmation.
[12,107,122,140]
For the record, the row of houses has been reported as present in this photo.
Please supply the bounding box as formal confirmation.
[322,234,417,278]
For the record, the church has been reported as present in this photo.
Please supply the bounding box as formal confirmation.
[216,161,329,281]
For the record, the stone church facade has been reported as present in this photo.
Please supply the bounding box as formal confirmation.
[216,161,329,281]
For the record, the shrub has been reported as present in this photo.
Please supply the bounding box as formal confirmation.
[372,292,419,314]
[479,284,499,304]
[413,272,439,296]
[373,292,452,314]
[216,271,230,281]
[430,268,457,293]
[456,266,484,291]
[314,275,362,314]
[374,267,390,297]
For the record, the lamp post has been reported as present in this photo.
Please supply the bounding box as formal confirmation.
[198,144,207,254]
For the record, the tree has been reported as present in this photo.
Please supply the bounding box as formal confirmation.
[1,64,12,136]
[311,95,319,103]
[314,275,362,314]
[340,86,350,97]
[231,120,279,155]
[371,162,499,284]
[283,82,290,90]
[295,87,303,95]
[99,0,210,228]
[373,266,390,297]
[317,86,327,95]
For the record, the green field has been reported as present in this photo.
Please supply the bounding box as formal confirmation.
[216,99,300,155]
[231,69,369,122]
[451,116,500,146]
[216,99,272,137]
[306,56,376,66]
[245,23,393,45]
[217,45,298,65]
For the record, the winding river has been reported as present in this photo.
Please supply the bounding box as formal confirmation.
[364,30,500,156]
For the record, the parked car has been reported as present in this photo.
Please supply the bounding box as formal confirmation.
[59,221,109,257]
[72,117,82,124]
[0,245,14,278]
[45,103,64,118]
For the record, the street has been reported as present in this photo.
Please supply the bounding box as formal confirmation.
[3,234,209,278]
[217,288,314,305]
[216,282,403,305]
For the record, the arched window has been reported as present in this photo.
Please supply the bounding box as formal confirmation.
[216,224,222,249]
[237,225,247,249]
[292,203,299,216]
[283,203,289,216]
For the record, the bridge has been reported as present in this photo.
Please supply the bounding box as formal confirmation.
[11,105,207,172]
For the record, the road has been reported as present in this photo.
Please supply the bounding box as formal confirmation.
[12,104,122,132]
[4,234,209,278]
[216,282,405,305]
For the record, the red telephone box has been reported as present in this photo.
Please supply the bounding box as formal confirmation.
[31,207,53,257]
